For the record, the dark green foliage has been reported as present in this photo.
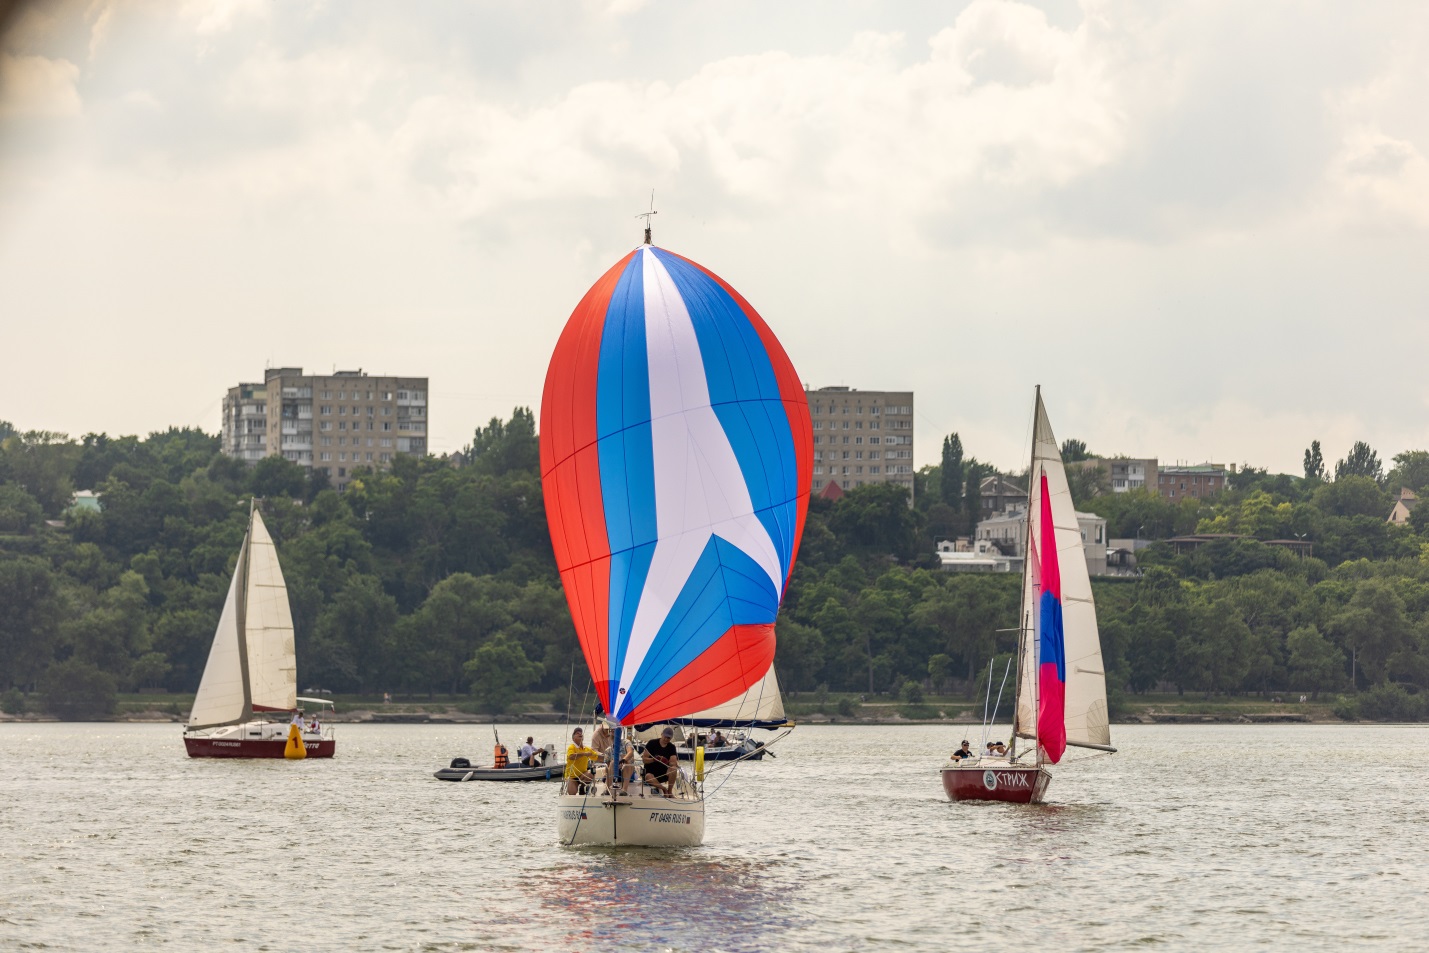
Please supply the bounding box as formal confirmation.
[1061,439,1090,462]
[4,413,1429,717]
[40,658,117,720]
[940,434,964,509]
[1303,440,1325,481]
[1335,441,1383,484]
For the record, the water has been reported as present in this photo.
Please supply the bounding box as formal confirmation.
[1,723,1424,951]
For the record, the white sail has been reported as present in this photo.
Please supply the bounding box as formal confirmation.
[243,510,298,713]
[187,547,248,729]
[1013,391,1111,750]
[681,665,786,725]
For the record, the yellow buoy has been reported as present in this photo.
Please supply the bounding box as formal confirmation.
[694,745,705,782]
[284,722,307,759]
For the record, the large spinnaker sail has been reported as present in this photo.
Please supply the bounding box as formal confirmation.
[1012,392,1111,752]
[540,245,812,727]
[244,510,297,713]
[187,552,248,729]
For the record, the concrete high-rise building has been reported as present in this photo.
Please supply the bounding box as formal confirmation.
[220,367,428,490]
[805,385,915,500]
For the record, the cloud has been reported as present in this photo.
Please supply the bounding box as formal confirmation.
[0,52,81,119]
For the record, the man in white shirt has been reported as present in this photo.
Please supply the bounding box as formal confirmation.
[518,737,538,767]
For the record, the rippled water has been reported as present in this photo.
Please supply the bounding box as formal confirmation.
[1,723,1425,951]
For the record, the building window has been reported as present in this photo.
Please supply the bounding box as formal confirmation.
[870,436,880,445]
[855,436,863,445]
[382,422,392,431]
[319,422,331,432]
[320,406,331,415]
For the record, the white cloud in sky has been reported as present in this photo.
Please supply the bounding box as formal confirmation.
[0,0,1425,476]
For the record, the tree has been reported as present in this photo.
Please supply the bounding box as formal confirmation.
[1066,461,1109,508]
[0,557,64,689]
[0,483,44,533]
[1335,441,1383,484]
[463,631,543,713]
[465,408,539,477]
[961,459,987,537]
[1285,625,1343,697]
[1303,440,1325,481]
[939,434,964,510]
[1388,450,1429,494]
[1061,439,1090,462]
[250,455,307,499]
[39,658,117,720]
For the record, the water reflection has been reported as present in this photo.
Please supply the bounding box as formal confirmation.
[513,853,799,952]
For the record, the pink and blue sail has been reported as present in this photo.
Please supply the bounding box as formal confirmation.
[540,244,812,728]
[1036,470,1067,763]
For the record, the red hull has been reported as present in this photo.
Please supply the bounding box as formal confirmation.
[184,737,336,759]
[941,763,1050,804]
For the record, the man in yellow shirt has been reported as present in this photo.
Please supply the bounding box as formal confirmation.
[564,727,601,794]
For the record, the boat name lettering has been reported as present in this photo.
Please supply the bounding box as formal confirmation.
[652,813,691,824]
[560,810,588,820]
[991,771,1032,789]
[213,741,242,747]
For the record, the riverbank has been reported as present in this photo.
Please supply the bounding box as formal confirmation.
[0,693,1364,725]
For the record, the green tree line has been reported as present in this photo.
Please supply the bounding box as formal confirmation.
[3,417,1429,720]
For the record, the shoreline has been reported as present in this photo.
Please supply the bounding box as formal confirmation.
[0,709,1367,726]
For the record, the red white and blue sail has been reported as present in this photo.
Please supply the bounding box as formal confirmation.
[1014,390,1112,760]
[540,244,812,727]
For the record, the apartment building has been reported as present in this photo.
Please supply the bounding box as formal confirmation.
[220,367,428,490]
[805,385,915,500]
[1157,463,1228,500]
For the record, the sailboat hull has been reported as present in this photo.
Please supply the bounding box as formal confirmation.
[185,737,336,758]
[557,792,705,847]
[184,723,335,759]
[940,762,1050,804]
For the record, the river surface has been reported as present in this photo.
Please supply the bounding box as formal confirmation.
[1,723,1424,952]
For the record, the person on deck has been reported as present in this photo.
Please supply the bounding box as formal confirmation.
[709,730,726,748]
[518,737,538,767]
[951,740,976,762]
[565,728,601,795]
[991,741,1008,757]
[643,727,679,797]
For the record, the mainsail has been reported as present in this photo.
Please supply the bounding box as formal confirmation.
[540,244,811,727]
[187,507,297,729]
[1012,391,1111,754]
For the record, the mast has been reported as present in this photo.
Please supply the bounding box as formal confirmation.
[1009,387,1038,762]
[235,500,255,721]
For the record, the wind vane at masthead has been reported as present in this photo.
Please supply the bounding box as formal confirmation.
[636,190,658,244]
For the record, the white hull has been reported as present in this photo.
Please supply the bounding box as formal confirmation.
[557,787,706,847]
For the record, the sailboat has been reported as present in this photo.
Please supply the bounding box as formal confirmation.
[540,230,811,846]
[941,388,1113,803]
[658,666,791,761]
[183,502,335,759]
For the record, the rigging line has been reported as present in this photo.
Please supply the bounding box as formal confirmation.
[987,657,1013,742]
[979,657,995,750]
[701,727,794,800]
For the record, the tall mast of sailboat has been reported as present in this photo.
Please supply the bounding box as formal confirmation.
[235,499,255,720]
[1009,387,1039,762]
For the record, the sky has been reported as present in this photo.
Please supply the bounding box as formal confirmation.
[0,0,1426,476]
